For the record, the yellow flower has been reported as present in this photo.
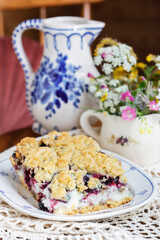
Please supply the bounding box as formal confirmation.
[128,67,138,80]
[136,62,146,69]
[94,38,118,56]
[147,127,152,134]
[146,54,156,62]
[113,66,125,80]
[139,128,145,134]
[100,92,107,101]
[139,118,153,134]
[103,111,107,116]
[113,66,137,81]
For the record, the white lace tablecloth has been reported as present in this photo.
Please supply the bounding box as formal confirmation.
[0,131,160,240]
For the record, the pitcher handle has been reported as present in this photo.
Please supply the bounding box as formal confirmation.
[12,19,43,80]
[80,110,103,141]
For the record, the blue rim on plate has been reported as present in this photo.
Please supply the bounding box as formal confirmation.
[0,147,156,222]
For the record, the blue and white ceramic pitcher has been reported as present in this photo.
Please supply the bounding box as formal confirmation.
[12,16,105,134]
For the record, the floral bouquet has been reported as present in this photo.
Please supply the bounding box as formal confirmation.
[88,38,160,127]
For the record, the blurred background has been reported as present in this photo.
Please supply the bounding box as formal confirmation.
[3,0,160,61]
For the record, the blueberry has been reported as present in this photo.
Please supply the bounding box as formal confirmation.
[83,175,89,186]
[12,152,16,159]
[40,181,51,189]
[104,177,113,185]
[85,188,98,194]
[24,169,32,190]
[31,171,35,178]
[38,192,45,201]
[98,175,106,180]
[14,162,22,170]
[38,200,49,212]
[113,176,119,184]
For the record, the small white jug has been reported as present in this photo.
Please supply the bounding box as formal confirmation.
[80,110,160,167]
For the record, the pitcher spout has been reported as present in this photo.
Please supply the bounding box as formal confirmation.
[81,19,106,45]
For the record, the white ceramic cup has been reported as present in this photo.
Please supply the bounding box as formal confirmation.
[80,110,160,167]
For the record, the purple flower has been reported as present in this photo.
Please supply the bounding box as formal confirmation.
[121,90,134,102]
[87,73,95,78]
[149,100,159,111]
[102,52,106,58]
[100,84,107,89]
[122,106,137,121]
[141,76,146,81]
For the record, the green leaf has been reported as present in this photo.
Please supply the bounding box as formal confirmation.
[139,81,146,89]
[131,89,139,97]
[143,66,155,76]
[141,108,151,115]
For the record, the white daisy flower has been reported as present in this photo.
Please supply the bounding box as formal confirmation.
[115,84,129,93]
[102,75,110,81]
[96,78,106,84]
[114,98,120,105]
[102,63,113,75]
[104,100,114,108]
[89,85,97,93]
[112,46,120,57]
[112,57,121,67]
[98,47,108,55]
[113,94,121,105]
[99,101,104,109]
[123,62,132,72]
[119,106,127,113]
[110,107,116,113]
[156,55,160,62]
[119,44,131,54]
[129,55,137,65]
[105,53,114,62]
[104,46,113,54]
[94,91,102,98]
[121,55,127,63]
[156,63,160,70]
[107,92,117,100]
[94,55,102,66]
[109,79,120,87]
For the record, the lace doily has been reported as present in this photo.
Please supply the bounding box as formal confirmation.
[0,130,160,240]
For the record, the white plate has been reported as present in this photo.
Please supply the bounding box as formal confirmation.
[0,141,156,221]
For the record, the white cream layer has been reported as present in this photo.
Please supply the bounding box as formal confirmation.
[42,186,132,213]
[16,168,132,213]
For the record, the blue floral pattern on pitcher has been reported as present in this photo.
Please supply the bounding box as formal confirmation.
[31,54,88,119]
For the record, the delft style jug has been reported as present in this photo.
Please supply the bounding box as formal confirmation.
[12,16,105,134]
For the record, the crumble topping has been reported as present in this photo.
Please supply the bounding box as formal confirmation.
[49,169,89,200]
[88,177,101,189]
[17,137,38,156]
[14,131,125,200]
[71,151,124,177]
[49,170,76,200]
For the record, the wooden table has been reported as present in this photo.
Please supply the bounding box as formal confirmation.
[0,126,40,153]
